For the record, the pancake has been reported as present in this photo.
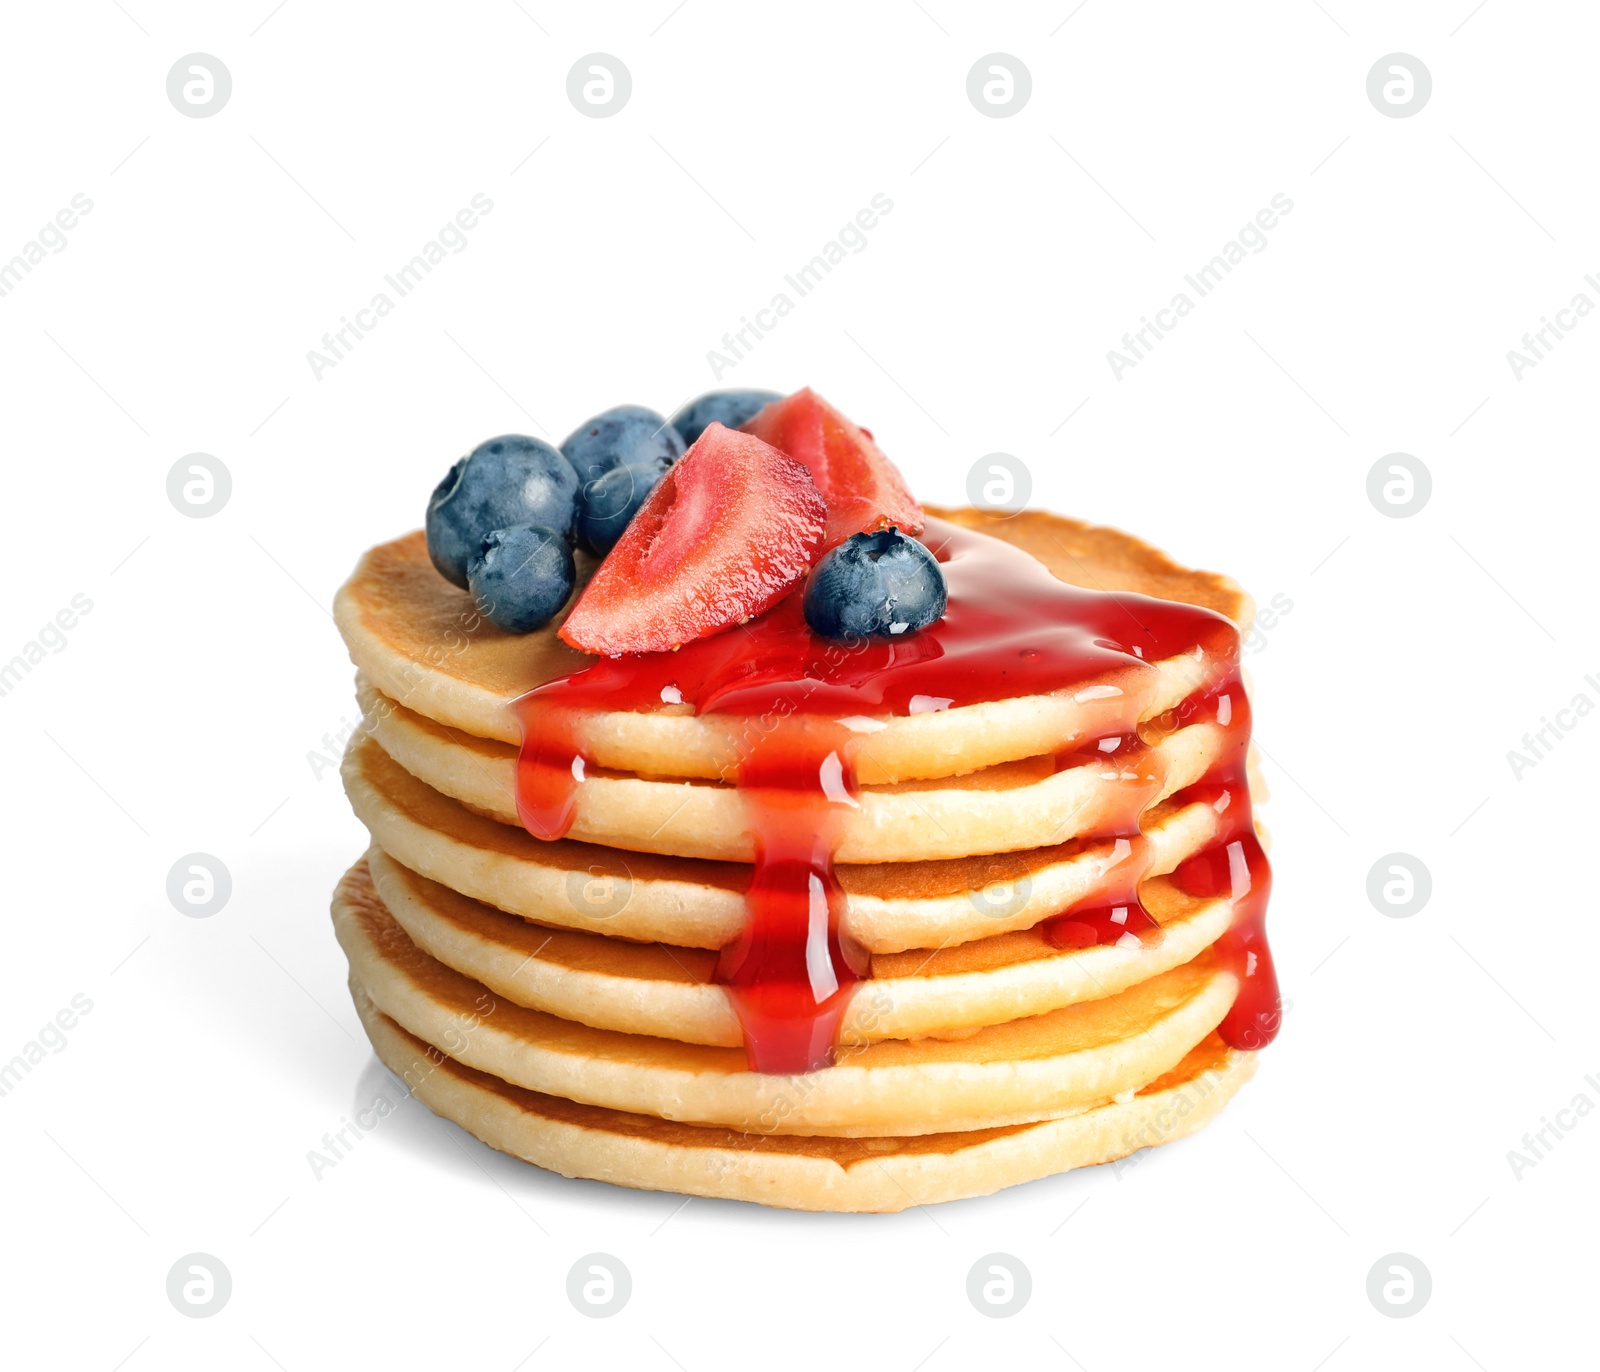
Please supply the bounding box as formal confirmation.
[357,677,1234,862]
[330,494,1276,1205]
[333,860,1238,1136]
[354,984,1257,1212]
[365,847,1236,1045]
[334,507,1251,785]
[344,733,1251,952]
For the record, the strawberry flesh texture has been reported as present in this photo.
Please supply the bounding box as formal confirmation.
[560,423,826,656]
[740,388,923,548]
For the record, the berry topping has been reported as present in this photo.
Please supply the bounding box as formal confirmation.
[669,388,783,447]
[577,460,670,557]
[426,435,579,588]
[467,524,576,633]
[560,404,685,486]
[560,423,826,656]
[802,528,947,640]
[740,388,923,548]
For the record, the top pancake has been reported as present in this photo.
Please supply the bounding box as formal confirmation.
[334,506,1250,785]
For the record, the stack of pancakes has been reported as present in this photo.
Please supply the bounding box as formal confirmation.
[331,507,1267,1212]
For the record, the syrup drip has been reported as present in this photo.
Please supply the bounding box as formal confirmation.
[1168,670,1282,1050]
[1043,733,1163,952]
[711,720,870,1073]
[512,519,1280,1073]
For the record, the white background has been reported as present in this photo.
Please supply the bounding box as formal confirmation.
[1,2,1594,1368]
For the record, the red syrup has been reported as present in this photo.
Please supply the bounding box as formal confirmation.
[512,517,1281,1072]
[709,718,871,1073]
[1167,670,1282,1051]
[1042,733,1163,952]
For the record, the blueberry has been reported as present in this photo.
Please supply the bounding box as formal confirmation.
[669,389,783,447]
[803,529,948,640]
[467,524,576,633]
[577,461,668,557]
[560,404,685,486]
[426,435,579,588]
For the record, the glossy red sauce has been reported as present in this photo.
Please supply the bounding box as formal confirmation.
[1042,732,1162,952]
[513,518,1279,1072]
[1168,670,1281,1050]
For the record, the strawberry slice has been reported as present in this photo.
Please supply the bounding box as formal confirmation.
[560,423,826,656]
[740,388,923,547]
